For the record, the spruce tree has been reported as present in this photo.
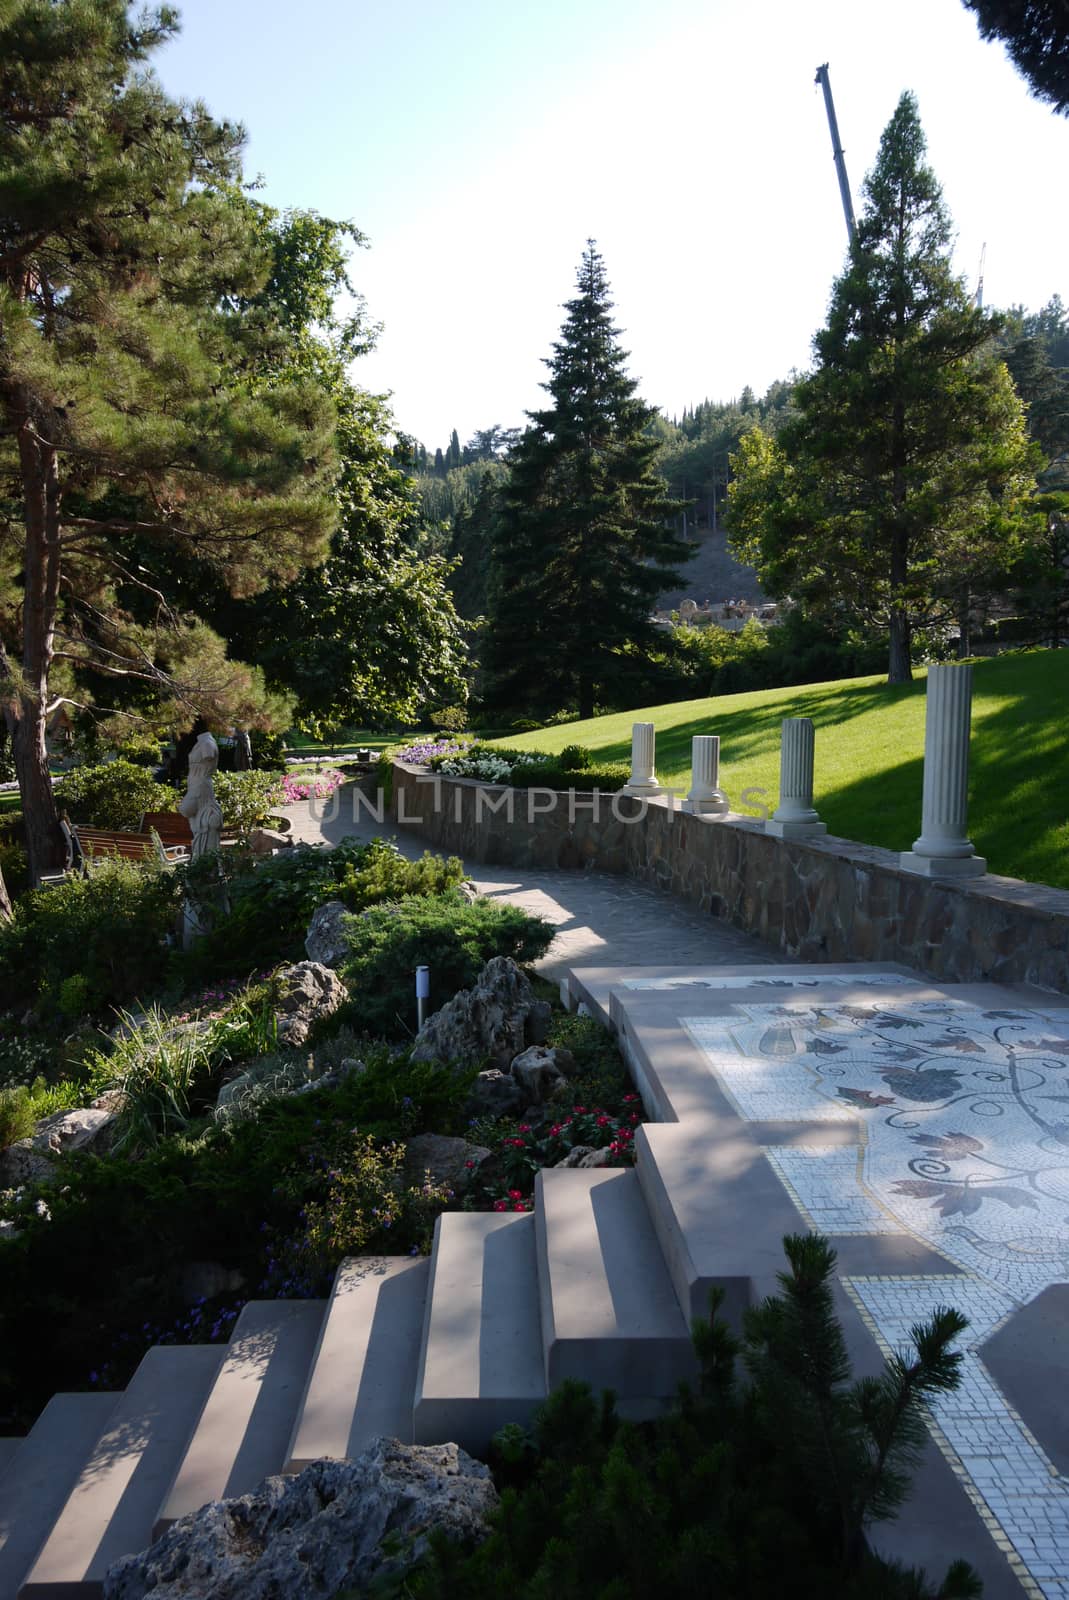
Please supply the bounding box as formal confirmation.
[483,242,690,719]
[0,0,338,885]
[729,93,1034,683]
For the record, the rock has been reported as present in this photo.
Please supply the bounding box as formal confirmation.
[248,828,293,857]
[456,880,480,904]
[411,956,552,1072]
[0,1140,56,1187]
[179,1262,246,1302]
[510,1045,568,1105]
[304,900,351,969]
[33,1105,119,1157]
[577,1146,617,1169]
[273,961,348,1046]
[103,1439,498,1600]
[403,1134,491,1195]
[0,1102,120,1186]
[465,1069,525,1119]
[553,1144,597,1168]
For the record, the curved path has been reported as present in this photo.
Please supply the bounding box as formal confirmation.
[280,780,777,979]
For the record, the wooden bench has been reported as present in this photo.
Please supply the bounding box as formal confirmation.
[72,824,186,868]
[139,812,239,853]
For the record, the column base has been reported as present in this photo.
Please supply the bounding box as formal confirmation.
[623,780,662,796]
[765,819,827,839]
[898,851,987,878]
[682,796,730,817]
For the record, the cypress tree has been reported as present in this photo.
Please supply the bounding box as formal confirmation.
[483,242,690,720]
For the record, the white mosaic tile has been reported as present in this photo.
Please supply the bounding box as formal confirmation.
[848,1276,1069,1598]
[684,999,1069,1302]
[761,1146,900,1234]
[679,994,1069,1597]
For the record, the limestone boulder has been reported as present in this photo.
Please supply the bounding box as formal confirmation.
[510,1045,570,1105]
[553,1144,597,1168]
[103,1440,498,1600]
[248,828,293,857]
[0,1101,120,1186]
[273,961,347,1046]
[465,1069,525,1120]
[304,900,351,969]
[410,956,552,1072]
[403,1133,491,1195]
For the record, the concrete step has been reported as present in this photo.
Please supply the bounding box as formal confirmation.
[0,1395,117,1600]
[19,1345,223,1598]
[0,1438,22,1476]
[154,1299,326,1539]
[535,1167,698,1403]
[634,1121,800,1330]
[285,1257,428,1472]
[413,1212,545,1455]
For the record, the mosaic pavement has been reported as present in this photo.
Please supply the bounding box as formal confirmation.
[684,993,1069,1600]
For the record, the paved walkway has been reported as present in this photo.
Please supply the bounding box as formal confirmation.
[281,783,777,980]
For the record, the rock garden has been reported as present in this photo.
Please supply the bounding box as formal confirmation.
[0,758,645,1437]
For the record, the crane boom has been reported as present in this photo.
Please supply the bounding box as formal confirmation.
[814,63,856,247]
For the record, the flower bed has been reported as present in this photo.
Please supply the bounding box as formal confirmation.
[280,768,345,804]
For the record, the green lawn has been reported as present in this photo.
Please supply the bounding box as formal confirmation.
[0,789,20,815]
[284,729,392,758]
[488,650,1069,890]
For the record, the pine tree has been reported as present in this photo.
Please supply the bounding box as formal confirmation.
[482,242,690,719]
[0,1,338,886]
[964,0,1069,114]
[729,93,1035,683]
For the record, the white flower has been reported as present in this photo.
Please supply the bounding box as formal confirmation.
[34,1199,52,1222]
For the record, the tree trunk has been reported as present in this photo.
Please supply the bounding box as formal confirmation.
[13,406,66,882]
[0,864,11,923]
[887,611,912,684]
[578,676,594,721]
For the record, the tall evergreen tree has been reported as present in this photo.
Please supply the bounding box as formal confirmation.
[482,242,690,719]
[0,0,337,886]
[963,0,1069,114]
[729,93,1035,683]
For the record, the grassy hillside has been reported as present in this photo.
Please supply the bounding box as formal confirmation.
[488,650,1069,890]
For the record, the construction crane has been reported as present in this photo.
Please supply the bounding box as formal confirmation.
[814,63,856,248]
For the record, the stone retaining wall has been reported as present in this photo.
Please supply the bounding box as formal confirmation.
[391,760,1069,993]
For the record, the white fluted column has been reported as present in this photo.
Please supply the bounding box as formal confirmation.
[765,717,826,838]
[900,664,986,877]
[623,722,660,794]
[684,735,729,815]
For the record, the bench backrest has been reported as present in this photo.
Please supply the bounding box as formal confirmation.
[140,811,193,846]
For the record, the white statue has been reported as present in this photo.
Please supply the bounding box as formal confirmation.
[179,732,224,858]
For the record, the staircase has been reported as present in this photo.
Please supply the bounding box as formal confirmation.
[1,960,1057,1598]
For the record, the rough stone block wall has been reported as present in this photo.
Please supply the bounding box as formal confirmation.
[391,762,1069,994]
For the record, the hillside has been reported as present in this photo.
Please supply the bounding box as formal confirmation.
[488,650,1069,890]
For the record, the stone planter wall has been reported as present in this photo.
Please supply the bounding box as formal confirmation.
[391,760,1069,994]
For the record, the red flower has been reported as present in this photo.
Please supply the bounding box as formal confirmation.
[493,1199,508,1212]
[508,1188,523,1199]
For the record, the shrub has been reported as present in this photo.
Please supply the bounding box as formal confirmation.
[0,1084,36,1149]
[557,744,591,770]
[250,728,287,770]
[509,761,629,792]
[212,770,284,835]
[0,840,29,899]
[339,892,555,1038]
[179,839,464,981]
[429,705,469,733]
[0,859,182,1011]
[55,759,176,830]
[114,735,163,767]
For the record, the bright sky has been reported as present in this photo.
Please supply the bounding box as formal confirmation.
[156,0,1068,450]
